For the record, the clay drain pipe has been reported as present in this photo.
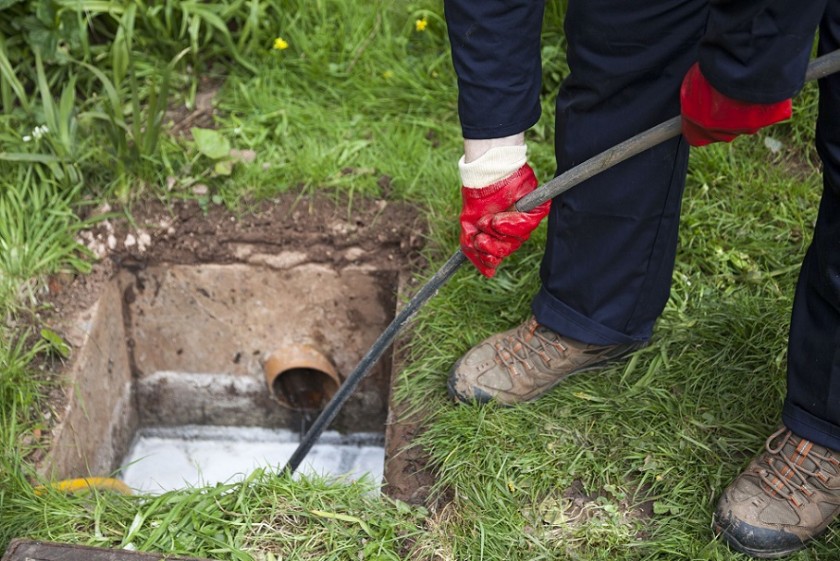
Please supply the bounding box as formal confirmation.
[264,344,340,411]
[282,50,840,475]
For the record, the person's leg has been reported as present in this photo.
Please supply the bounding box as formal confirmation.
[714,7,840,557]
[449,0,707,404]
[533,0,707,345]
[783,9,840,454]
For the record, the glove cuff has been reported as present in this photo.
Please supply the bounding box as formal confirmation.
[459,145,527,188]
[681,63,792,133]
[460,164,537,201]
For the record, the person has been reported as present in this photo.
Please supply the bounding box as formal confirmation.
[443,0,840,557]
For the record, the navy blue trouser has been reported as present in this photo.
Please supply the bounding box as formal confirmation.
[783,4,840,451]
[532,0,705,345]
[529,1,840,450]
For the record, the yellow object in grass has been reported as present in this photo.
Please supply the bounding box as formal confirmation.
[35,477,132,496]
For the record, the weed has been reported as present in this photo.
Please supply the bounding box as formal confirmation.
[0,167,90,307]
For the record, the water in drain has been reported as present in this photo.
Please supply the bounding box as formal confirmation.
[119,425,384,494]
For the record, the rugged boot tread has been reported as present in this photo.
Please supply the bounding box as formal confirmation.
[715,515,810,558]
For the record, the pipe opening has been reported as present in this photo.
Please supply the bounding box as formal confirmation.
[264,345,340,412]
[274,367,339,411]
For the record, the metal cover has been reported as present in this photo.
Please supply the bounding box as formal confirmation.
[2,539,216,561]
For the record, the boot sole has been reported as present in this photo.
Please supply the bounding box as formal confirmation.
[719,531,805,559]
[714,516,814,559]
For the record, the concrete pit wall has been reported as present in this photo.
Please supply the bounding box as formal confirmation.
[40,280,137,479]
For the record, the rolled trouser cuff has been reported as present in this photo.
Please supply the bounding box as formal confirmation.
[783,398,840,452]
[532,285,648,346]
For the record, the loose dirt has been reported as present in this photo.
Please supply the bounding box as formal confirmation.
[48,192,427,315]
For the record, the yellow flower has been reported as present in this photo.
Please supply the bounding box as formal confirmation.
[273,37,289,50]
[383,70,394,79]
[415,17,428,32]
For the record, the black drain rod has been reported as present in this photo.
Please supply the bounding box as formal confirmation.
[282,49,840,475]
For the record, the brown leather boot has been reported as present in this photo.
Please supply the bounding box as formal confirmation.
[714,427,840,558]
[447,316,644,405]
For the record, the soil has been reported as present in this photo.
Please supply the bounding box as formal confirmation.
[382,397,439,506]
[36,190,437,502]
[47,192,427,318]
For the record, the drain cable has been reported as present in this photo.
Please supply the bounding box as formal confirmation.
[283,49,840,475]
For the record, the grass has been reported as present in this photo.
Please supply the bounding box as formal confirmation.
[0,171,92,300]
[0,0,837,559]
[2,470,436,560]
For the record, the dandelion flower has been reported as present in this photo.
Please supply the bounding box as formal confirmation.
[415,17,428,32]
[383,70,394,79]
[273,37,289,50]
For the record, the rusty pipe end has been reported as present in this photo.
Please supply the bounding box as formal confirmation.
[263,344,340,411]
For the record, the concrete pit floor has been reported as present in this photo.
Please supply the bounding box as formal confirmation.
[120,426,385,493]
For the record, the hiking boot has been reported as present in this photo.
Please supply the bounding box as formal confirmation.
[447,316,644,405]
[714,427,840,558]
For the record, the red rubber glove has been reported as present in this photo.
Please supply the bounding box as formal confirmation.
[460,164,551,278]
[680,63,792,147]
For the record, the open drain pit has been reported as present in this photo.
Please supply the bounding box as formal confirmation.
[42,261,401,493]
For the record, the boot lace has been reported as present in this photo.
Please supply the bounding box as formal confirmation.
[494,321,567,373]
[756,428,840,508]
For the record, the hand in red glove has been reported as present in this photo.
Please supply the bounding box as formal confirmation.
[680,63,792,147]
[460,164,551,278]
